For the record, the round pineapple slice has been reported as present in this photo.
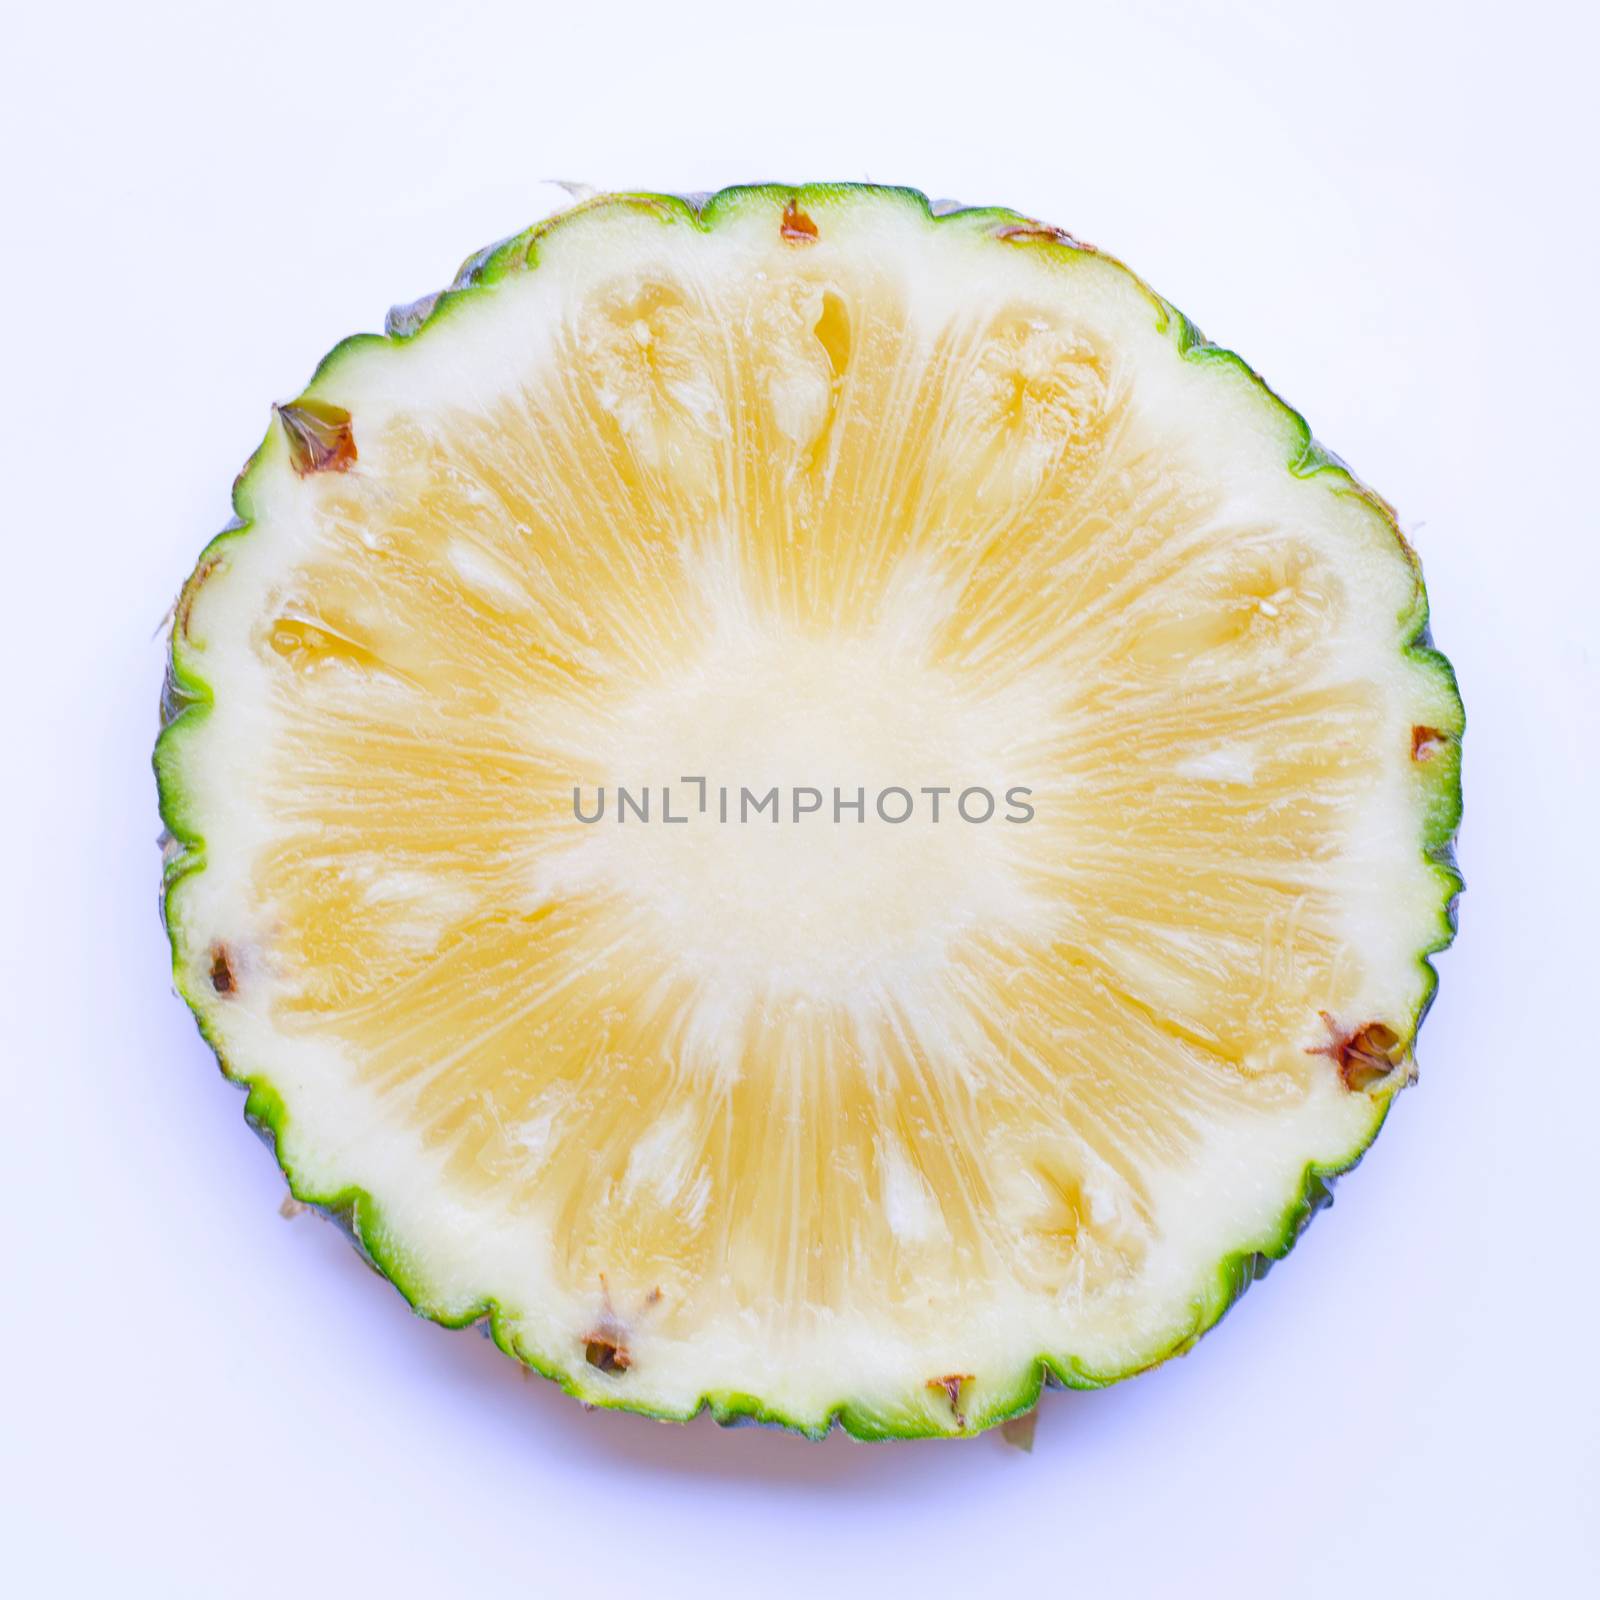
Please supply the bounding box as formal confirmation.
[157,185,1462,1439]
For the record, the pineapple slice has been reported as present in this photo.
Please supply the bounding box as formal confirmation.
[158,186,1461,1438]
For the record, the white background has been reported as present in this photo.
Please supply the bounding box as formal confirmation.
[3,1,1596,1593]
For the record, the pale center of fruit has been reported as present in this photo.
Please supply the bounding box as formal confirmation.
[547,613,1047,1018]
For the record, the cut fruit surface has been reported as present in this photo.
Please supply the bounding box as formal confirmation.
[157,185,1461,1439]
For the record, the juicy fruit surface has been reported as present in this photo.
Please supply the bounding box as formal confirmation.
[159,186,1461,1437]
